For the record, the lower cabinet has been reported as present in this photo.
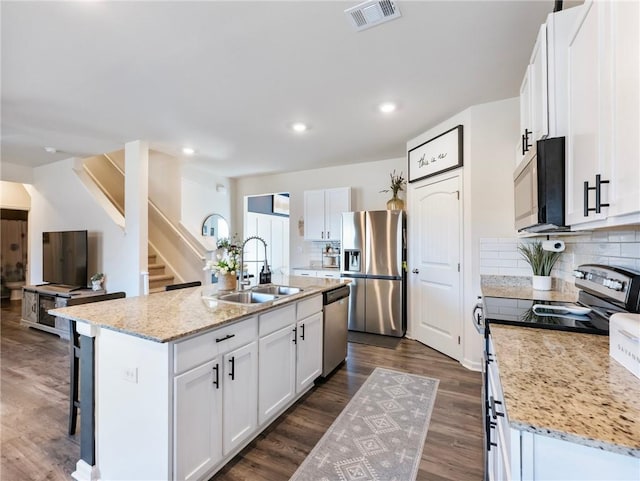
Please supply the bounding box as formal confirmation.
[222,341,258,455]
[174,295,324,481]
[295,312,323,393]
[174,359,223,481]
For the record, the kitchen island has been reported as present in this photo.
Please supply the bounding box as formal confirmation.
[51,276,347,481]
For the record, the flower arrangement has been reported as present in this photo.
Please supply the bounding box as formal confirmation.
[518,241,561,276]
[380,170,407,198]
[203,236,240,274]
[90,272,104,282]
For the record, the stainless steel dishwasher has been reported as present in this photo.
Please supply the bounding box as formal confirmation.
[321,285,350,377]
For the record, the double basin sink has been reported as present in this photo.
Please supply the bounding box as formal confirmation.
[215,285,302,305]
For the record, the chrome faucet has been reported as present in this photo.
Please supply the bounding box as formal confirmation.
[238,236,271,290]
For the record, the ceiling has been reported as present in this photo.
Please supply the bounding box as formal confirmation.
[2,1,561,179]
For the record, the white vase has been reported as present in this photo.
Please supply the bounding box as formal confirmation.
[91,280,103,291]
[532,275,552,291]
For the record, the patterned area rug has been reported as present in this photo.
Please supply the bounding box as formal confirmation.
[290,367,439,481]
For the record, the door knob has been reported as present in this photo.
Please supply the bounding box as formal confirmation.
[412,268,419,274]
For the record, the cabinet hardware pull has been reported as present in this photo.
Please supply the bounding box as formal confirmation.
[490,396,504,419]
[300,323,305,341]
[412,268,419,274]
[212,364,219,388]
[321,232,324,239]
[229,356,235,380]
[584,174,610,216]
[327,231,330,239]
[216,333,235,343]
[595,174,610,213]
[486,354,494,364]
[292,327,297,344]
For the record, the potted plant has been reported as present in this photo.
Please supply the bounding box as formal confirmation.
[517,241,562,291]
[380,170,407,210]
[90,273,104,291]
[203,236,241,291]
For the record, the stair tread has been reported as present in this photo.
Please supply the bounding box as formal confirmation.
[149,274,174,281]
[148,263,164,269]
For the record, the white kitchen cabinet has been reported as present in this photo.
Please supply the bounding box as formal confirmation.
[529,24,548,143]
[304,187,351,241]
[174,359,222,481]
[295,311,323,393]
[566,0,640,229]
[258,325,296,425]
[222,340,258,455]
[516,8,580,168]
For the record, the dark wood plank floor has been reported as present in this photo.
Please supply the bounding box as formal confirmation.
[1,300,483,481]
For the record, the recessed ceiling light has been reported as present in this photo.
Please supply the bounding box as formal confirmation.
[182,147,195,155]
[44,146,57,153]
[291,122,308,133]
[379,102,397,114]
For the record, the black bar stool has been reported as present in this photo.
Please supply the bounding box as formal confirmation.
[68,291,126,435]
[164,281,201,291]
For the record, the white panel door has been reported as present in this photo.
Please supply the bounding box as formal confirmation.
[258,324,296,425]
[409,175,462,360]
[173,359,222,481]
[222,341,258,455]
[295,312,323,393]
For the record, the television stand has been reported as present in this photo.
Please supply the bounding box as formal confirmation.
[21,285,121,339]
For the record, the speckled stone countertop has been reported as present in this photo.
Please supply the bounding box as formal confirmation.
[50,275,347,343]
[490,324,640,458]
[481,275,578,303]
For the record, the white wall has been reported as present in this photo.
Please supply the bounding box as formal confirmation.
[0,162,33,184]
[26,158,130,293]
[235,157,405,269]
[407,97,519,370]
[1,181,31,210]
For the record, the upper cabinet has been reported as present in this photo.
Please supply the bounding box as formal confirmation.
[304,187,351,241]
[516,8,580,167]
[565,0,640,229]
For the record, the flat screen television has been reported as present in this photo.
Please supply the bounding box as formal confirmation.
[42,230,88,288]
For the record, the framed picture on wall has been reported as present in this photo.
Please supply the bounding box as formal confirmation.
[408,125,463,183]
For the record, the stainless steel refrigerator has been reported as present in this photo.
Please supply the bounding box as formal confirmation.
[341,210,406,337]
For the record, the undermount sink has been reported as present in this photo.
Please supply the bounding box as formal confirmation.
[251,285,302,296]
[216,291,278,305]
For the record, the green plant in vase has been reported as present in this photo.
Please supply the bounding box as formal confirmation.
[517,241,562,291]
[380,170,407,210]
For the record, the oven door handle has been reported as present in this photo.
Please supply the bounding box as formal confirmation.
[472,297,484,334]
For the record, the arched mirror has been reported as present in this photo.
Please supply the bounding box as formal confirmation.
[201,214,230,241]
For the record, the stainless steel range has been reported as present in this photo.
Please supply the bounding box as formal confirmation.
[476,264,640,335]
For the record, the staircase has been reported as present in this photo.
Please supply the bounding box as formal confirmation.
[148,254,175,293]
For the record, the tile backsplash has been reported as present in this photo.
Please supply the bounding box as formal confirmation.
[480,227,640,283]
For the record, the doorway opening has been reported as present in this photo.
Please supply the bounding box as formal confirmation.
[1,209,29,301]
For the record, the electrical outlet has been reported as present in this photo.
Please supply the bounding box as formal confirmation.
[122,367,138,384]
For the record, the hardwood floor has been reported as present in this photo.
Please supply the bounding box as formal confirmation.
[1,300,484,481]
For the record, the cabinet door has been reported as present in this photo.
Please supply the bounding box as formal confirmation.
[608,0,640,219]
[295,312,323,394]
[174,359,222,481]
[566,0,609,227]
[222,341,258,455]
[258,324,296,425]
[530,24,549,141]
[22,290,38,323]
[324,188,350,241]
[304,190,326,240]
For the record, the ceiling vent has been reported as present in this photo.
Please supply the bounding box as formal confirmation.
[344,0,401,31]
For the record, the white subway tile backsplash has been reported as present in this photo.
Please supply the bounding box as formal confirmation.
[620,243,640,258]
[478,227,640,279]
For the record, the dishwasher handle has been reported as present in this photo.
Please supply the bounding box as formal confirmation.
[323,285,350,305]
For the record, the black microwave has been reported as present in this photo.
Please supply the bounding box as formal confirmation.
[514,136,567,232]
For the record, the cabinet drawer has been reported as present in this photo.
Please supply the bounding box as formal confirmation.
[297,295,322,321]
[174,316,258,374]
[259,304,296,337]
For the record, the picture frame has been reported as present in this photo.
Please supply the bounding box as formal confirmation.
[408,124,463,183]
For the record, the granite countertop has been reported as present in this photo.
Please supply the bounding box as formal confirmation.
[490,324,640,458]
[50,275,347,343]
[481,275,578,303]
